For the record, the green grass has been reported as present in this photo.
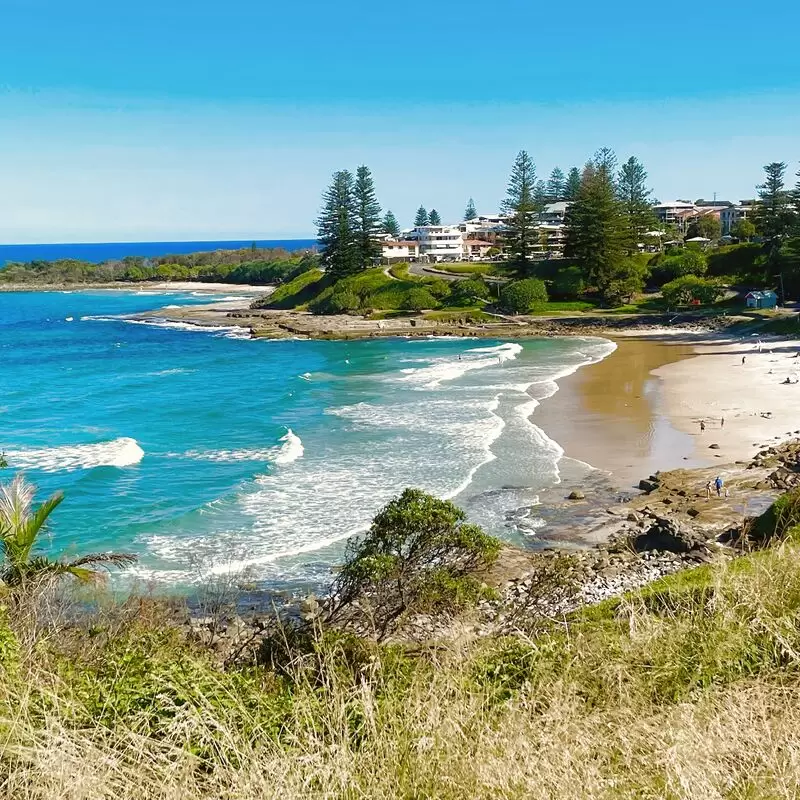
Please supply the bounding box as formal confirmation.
[309,268,439,313]
[10,525,800,797]
[528,300,600,314]
[255,268,327,309]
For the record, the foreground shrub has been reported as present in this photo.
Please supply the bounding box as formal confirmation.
[499,278,548,314]
[329,489,501,639]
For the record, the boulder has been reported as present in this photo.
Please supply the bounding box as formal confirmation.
[631,516,704,554]
[567,490,585,500]
[638,479,659,492]
[709,443,720,450]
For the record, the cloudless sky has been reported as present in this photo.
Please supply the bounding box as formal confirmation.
[1,0,799,242]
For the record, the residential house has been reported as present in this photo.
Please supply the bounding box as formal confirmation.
[745,290,778,309]
[380,239,420,263]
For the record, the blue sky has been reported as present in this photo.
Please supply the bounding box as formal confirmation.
[1,0,799,242]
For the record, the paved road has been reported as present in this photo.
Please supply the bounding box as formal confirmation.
[406,263,509,283]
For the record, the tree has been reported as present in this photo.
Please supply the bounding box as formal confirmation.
[754,162,795,266]
[464,197,477,220]
[661,275,725,307]
[317,170,359,280]
[501,150,540,272]
[563,157,627,300]
[450,278,490,305]
[617,156,656,252]
[603,258,649,305]
[546,167,566,201]
[731,218,756,241]
[428,208,442,226]
[353,166,382,269]
[499,278,548,314]
[0,454,6,470]
[382,210,400,238]
[686,214,721,241]
[564,167,582,200]
[594,147,618,180]
[533,180,549,208]
[329,489,500,638]
[415,206,429,227]
[552,266,585,299]
[0,475,136,588]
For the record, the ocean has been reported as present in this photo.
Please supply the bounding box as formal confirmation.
[0,239,317,266]
[0,290,615,593]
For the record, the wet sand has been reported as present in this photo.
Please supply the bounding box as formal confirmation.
[535,337,702,489]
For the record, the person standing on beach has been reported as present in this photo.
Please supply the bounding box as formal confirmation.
[705,481,712,499]
[700,420,705,432]
[742,356,746,365]
[721,416,725,428]
[714,476,723,497]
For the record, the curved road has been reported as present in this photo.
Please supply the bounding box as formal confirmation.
[406,262,509,283]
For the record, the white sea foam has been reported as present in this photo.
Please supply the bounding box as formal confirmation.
[173,429,304,466]
[398,342,523,389]
[273,429,304,464]
[82,315,250,338]
[6,437,144,473]
[131,337,618,584]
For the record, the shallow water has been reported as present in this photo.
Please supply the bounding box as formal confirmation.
[0,291,614,592]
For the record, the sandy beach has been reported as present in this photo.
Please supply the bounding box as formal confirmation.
[536,331,800,490]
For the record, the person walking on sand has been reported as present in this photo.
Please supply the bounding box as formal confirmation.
[742,356,746,365]
[705,481,712,499]
[714,476,723,497]
[700,420,705,432]
[721,416,725,428]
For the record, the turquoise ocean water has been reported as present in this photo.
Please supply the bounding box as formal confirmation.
[0,290,615,593]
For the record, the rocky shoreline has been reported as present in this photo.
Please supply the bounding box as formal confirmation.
[181,440,800,660]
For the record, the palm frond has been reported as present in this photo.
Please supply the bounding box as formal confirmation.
[66,552,138,570]
[0,474,36,536]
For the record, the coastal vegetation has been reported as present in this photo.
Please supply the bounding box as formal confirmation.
[4,463,800,795]
[0,246,317,286]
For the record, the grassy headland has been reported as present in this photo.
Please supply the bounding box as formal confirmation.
[4,448,800,797]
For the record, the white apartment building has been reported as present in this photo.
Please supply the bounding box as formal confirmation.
[380,240,420,262]
[653,201,698,230]
[720,201,758,235]
[407,225,465,262]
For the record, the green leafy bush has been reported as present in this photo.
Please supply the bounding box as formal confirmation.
[661,275,725,306]
[330,489,501,639]
[327,290,362,314]
[499,278,548,314]
[551,266,585,299]
[449,278,490,305]
[401,288,437,312]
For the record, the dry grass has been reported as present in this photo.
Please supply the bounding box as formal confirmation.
[3,539,800,798]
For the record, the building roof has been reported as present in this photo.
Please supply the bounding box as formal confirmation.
[746,290,777,298]
[686,236,711,242]
[654,201,696,209]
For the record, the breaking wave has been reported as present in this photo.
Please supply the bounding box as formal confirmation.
[6,437,144,473]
